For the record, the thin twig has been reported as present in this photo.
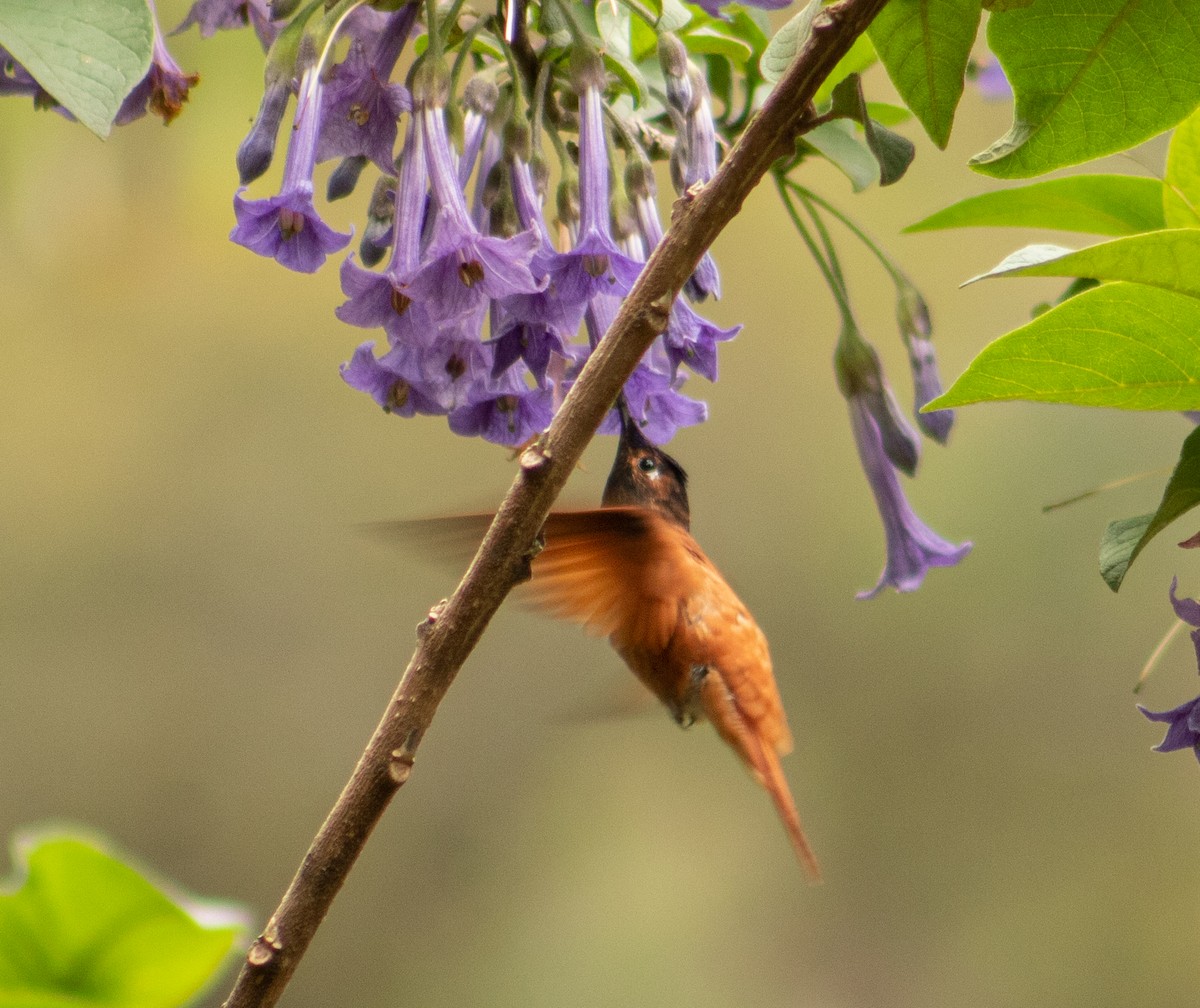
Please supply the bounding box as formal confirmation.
[221,1,891,1004]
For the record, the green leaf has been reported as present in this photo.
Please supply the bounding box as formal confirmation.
[811,32,877,106]
[965,230,1200,298]
[829,74,915,186]
[601,49,646,105]
[1100,514,1155,592]
[927,282,1200,411]
[679,24,753,64]
[759,0,819,83]
[1165,106,1200,228]
[803,120,879,192]
[867,101,913,127]
[0,0,153,138]
[0,830,245,1008]
[905,175,1168,236]
[1099,427,1200,591]
[867,0,982,149]
[971,0,1200,178]
[655,0,691,33]
[596,0,632,59]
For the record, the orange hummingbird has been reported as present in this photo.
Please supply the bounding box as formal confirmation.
[380,405,820,880]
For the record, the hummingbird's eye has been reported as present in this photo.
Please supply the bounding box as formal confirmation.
[637,456,657,473]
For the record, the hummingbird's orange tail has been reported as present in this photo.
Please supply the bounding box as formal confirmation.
[698,669,822,883]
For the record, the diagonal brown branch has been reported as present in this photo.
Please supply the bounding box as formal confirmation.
[221,1,891,1004]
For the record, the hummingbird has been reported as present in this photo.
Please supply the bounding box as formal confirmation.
[377,405,820,880]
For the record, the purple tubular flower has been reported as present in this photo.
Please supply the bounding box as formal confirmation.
[459,78,500,190]
[173,0,279,49]
[1139,696,1200,762]
[115,1,199,126]
[487,153,586,383]
[337,114,430,339]
[449,385,554,446]
[555,52,642,304]
[835,330,922,476]
[908,334,954,443]
[849,395,971,599]
[895,281,953,443]
[316,6,414,173]
[624,159,736,380]
[399,76,542,327]
[587,294,706,443]
[236,76,291,184]
[340,341,442,416]
[231,49,351,273]
[1135,581,1200,762]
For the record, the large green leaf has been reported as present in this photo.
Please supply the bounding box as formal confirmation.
[971,0,1200,178]
[0,830,244,1008]
[965,230,1200,297]
[0,0,152,138]
[1100,425,1200,591]
[867,0,981,149]
[906,175,1167,236]
[1165,106,1200,228]
[927,282,1200,411]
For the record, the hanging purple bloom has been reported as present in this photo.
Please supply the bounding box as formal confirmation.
[487,153,586,383]
[907,334,954,443]
[340,341,444,417]
[449,384,555,446]
[835,327,922,477]
[232,45,351,273]
[236,76,291,184]
[623,159,736,381]
[849,395,971,599]
[1139,696,1200,762]
[398,70,542,328]
[316,7,414,172]
[115,1,199,126]
[553,51,642,306]
[173,0,279,50]
[894,281,953,444]
[458,78,500,190]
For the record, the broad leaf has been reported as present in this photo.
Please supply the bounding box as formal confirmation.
[1165,106,1200,228]
[906,175,1167,236]
[759,0,819,83]
[971,0,1200,178]
[1100,514,1155,592]
[829,74,915,186]
[812,33,877,106]
[927,282,1200,411]
[867,0,981,149]
[965,230,1200,299]
[0,830,245,1008]
[1100,427,1200,590]
[0,0,152,137]
[804,120,878,192]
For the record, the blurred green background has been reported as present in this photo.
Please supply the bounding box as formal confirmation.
[3,7,1198,1007]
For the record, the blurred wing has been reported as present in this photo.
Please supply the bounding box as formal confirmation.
[361,509,690,656]
[533,508,689,655]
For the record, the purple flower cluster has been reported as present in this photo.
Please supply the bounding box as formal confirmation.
[1139,579,1200,763]
[226,8,733,447]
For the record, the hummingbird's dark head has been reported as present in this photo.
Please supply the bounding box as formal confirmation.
[602,407,690,529]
